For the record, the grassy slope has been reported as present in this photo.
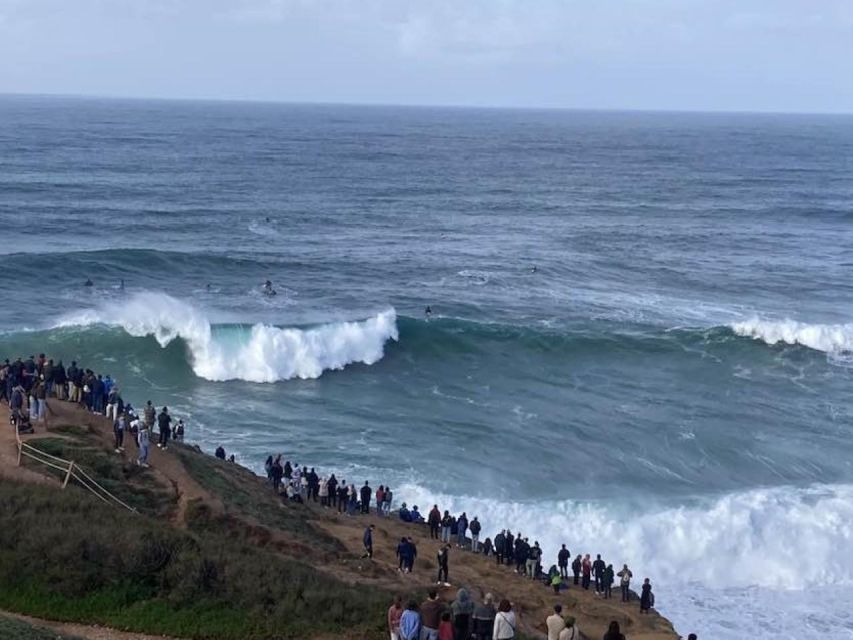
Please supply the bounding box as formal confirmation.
[2,423,407,640]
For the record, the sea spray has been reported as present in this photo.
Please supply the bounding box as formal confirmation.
[53,291,398,382]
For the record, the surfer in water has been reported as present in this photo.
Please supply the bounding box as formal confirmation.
[84,278,93,287]
[425,306,432,318]
[531,266,538,273]
[263,280,277,296]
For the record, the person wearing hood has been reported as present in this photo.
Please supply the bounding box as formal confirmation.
[53,360,66,400]
[473,593,496,640]
[571,554,582,586]
[640,578,654,613]
[456,512,468,548]
[558,616,578,640]
[603,620,626,640]
[451,588,474,639]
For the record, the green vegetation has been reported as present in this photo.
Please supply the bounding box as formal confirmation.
[174,445,341,554]
[0,481,396,639]
[0,615,83,640]
[21,432,175,517]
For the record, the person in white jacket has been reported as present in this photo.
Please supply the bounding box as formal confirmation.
[493,599,516,640]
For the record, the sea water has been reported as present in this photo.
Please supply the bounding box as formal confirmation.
[1,95,852,639]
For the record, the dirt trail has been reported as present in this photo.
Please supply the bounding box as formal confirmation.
[0,609,185,640]
[0,400,219,526]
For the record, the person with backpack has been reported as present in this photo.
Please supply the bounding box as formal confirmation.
[603,564,615,599]
[617,564,633,602]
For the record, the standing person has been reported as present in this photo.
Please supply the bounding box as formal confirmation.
[66,361,78,402]
[602,621,626,640]
[137,422,150,467]
[337,481,348,513]
[143,400,155,430]
[420,590,445,640]
[603,564,615,599]
[271,457,283,492]
[396,537,409,572]
[405,537,418,573]
[360,481,372,514]
[175,419,185,443]
[388,596,404,640]
[33,378,47,422]
[106,385,119,420]
[469,516,482,552]
[440,511,453,543]
[473,593,496,640]
[456,512,468,548]
[327,474,338,507]
[319,476,329,506]
[640,579,654,614]
[376,485,386,516]
[617,564,633,602]
[399,601,421,640]
[581,555,592,590]
[505,531,515,566]
[129,413,141,447]
[451,588,474,640]
[113,413,126,453]
[264,456,274,482]
[438,612,454,640]
[436,544,450,586]
[157,406,172,449]
[592,555,606,593]
[492,600,516,640]
[558,544,570,579]
[428,505,441,539]
[383,486,393,515]
[558,616,577,640]
[362,524,375,559]
[546,604,565,640]
[494,530,506,565]
[571,555,582,586]
[347,483,358,515]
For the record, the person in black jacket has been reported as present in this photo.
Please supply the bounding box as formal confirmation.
[640,578,653,613]
[436,545,450,586]
[558,544,570,578]
[469,516,482,552]
[360,481,372,514]
[157,406,172,449]
[494,530,506,564]
[592,554,606,593]
[602,620,625,640]
[572,554,582,585]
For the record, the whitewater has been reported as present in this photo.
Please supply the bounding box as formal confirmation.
[53,292,399,382]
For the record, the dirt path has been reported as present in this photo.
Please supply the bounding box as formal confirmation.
[0,400,219,526]
[0,609,186,640]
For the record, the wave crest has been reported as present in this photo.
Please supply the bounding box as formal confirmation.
[730,317,853,354]
[54,292,398,382]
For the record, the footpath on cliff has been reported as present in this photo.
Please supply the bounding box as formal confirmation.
[0,399,680,640]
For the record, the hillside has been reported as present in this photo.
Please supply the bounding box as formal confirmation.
[0,400,680,640]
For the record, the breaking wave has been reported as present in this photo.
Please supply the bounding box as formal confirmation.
[52,292,398,382]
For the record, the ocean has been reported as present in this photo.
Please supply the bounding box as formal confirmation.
[1,95,852,639]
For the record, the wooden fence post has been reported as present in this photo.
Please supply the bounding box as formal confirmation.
[63,461,74,489]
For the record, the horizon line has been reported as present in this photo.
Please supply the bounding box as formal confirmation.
[2,90,852,118]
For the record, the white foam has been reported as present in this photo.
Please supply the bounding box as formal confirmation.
[393,481,853,637]
[731,317,853,354]
[53,292,398,383]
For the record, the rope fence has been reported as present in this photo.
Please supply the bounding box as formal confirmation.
[14,422,136,512]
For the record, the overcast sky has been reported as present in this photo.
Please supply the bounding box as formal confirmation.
[1,0,852,113]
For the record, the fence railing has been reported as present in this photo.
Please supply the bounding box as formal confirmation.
[14,422,136,512]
